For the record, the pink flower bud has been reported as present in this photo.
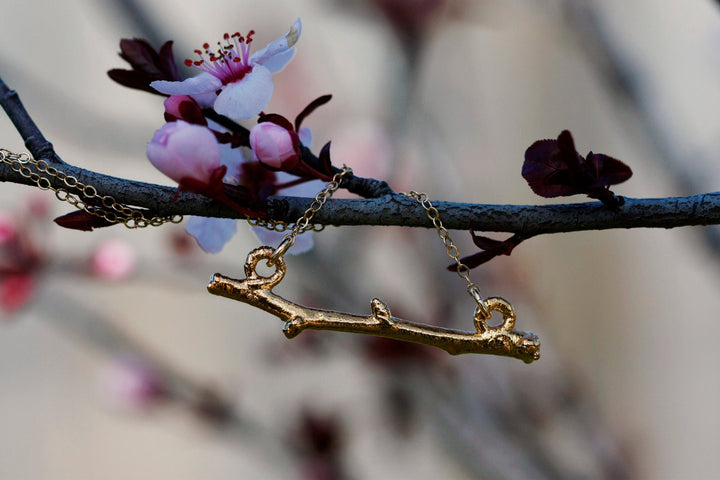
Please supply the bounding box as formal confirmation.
[249,122,298,168]
[146,120,221,185]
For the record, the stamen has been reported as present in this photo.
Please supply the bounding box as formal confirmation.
[185,29,256,83]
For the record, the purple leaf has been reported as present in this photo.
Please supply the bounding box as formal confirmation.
[54,210,116,231]
[449,233,526,270]
[522,130,632,208]
[108,38,180,94]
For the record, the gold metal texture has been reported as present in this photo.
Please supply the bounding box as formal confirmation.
[0,149,182,228]
[208,247,541,363]
[400,190,492,318]
[267,166,352,265]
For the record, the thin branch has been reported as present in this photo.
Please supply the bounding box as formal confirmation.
[0,80,60,163]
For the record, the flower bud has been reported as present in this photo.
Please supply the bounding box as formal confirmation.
[249,122,298,169]
[146,121,221,184]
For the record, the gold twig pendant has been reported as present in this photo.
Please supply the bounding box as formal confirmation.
[207,247,541,363]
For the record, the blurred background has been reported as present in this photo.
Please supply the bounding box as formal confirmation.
[2,0,720,478]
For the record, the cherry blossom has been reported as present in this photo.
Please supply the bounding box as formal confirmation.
[250,121,298,168]
[150,19,301,119]
[146,120,221,185]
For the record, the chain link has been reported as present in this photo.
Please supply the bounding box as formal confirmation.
[0,149,183,228]
[400,190,491,319]
[268,166,352,264]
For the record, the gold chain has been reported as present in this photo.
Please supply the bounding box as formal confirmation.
[400,191,491,319]
[0,149,183,228]
[268,165,352,264]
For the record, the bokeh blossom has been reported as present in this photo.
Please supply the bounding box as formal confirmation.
[99,356,167,411]
[91,239,137,281]
[0,205,46,316]
[151,19,302,119]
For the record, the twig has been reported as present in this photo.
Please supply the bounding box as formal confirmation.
[0,79,60,163]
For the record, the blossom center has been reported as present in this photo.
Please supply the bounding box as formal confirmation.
[184,30,255,84]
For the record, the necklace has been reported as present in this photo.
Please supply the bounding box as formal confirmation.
[207,167,541,363]
[0,149,539,362]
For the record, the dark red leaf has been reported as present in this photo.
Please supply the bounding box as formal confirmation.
[157,40,180,82]
[470,232,507,250]
[107,69,159,94]
[522,138,582,197]
[451,250,500,270]
[450,233,526,270]
[119,38,163,74]
[108,38,180,94]
[317,141,334,176]
[585,152,633,188]
[522,130,632,207]
[54,210,116,231]
[295,94,332,131]
[556,129,582,169]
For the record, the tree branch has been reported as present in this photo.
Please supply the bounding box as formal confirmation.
[2,74,719,238]
[1,152,718,235]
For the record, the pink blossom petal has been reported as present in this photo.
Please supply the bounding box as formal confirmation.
[298,126,312,147]
[151,72,222,96]
[213,66,274,119]
[185,216,237,253]
[190,90,219,108]
[146,121,221,184]
[218,144,250,185]
[250,18,302,69]
[257,48,295,74]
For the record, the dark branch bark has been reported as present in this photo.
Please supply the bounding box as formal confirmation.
[1,155,718,234]
[2,74,719,237]
[0,80,61,163]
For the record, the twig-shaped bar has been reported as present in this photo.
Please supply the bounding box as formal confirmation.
[207,247,541,363]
